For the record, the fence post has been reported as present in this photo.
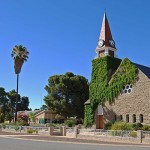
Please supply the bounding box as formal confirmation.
[48,127,54,135]
[60,126,66,136]
[74,126,78,138]
[137,130,143,143]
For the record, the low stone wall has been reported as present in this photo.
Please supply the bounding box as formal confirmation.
[143,138,150,144]
[77,134,140,144]
[66,128,150,144]
[1,126,66,136]
[2,128,24,133]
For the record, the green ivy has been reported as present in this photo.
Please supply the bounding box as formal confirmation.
[84,104,94,127]
[84,56,138,127]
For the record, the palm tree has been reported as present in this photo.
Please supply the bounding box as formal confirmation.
[11,45,29,122]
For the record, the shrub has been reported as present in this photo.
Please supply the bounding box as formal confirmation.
[108,130,122,136]
[142,125,150,131]
[105,122,113,130]
[16,120,29,126]
[64,120,76,127]
[27,129,34,134]
[14,126,19,131]
[129,131,137,138]
[34,130,38,134]
[2,124,6,129]
[132,123,143,131]
[111,121,132,130]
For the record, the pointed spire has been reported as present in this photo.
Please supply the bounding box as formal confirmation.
[99,11,113,47]
[96,11,117,58]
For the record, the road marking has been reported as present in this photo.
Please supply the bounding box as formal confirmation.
[0,135,150,148]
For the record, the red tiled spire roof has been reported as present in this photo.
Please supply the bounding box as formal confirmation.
[99,12,114,48]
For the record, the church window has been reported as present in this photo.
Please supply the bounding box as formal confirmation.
[139,114,143,123]
[122,84,133,94]
[128,89,131,93]
[126,114,129,122]
[114,115,117,121]
[132,114,136,123]
[120,115,123,121]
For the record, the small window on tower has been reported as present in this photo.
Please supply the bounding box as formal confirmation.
[108,50,114,57]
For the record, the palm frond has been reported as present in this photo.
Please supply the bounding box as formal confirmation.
[11,45,29,74]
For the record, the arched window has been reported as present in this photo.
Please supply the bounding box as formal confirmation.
[120,115,123,121]
[139,114,143,123]
[114,115,117,121]
[132,114,136,123]
[126,114,129,122]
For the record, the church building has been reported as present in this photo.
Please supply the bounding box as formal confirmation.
[84,12,150,129]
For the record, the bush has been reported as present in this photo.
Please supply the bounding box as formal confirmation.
[105,122,113,130]
[34,130,38,134]
[14,126,19,131]
[142,125,150,131]
[108,130,122,136]
[2,124,6,129]
[129,131,137,137]
[64,120,76,127]
[27,129,34,134]
[16,120,29,126]
[132,123,143,131]
[111,121,132,130]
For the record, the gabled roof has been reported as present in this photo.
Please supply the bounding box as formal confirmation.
[34,110,56,117]
[17,110,42,115]
[134,63,150,79]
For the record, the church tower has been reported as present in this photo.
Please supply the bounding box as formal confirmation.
[96,12,117,58]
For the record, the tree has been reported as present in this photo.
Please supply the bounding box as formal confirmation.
[6,90,17,122]
[18,96,30,111]
[0,88,30,123]
[11,45,29,122]
[44,72,89,119]
[28,112,36,124]
[40,105,48,110]
[0,87,8,122]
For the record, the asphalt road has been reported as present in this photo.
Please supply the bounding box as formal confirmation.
[0,136,150,150]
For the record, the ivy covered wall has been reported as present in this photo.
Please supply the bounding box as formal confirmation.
[84,56,138,127]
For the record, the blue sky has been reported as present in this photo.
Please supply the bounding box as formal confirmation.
[0,0,150,110]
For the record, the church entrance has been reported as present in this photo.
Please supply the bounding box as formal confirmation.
[96,105,104,129]
[98,115,103,129]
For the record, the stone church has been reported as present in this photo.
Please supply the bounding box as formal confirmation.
[84,12,150,129]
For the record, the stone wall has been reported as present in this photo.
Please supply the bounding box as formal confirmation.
[77,134,141,144]
[103,69,150,125]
